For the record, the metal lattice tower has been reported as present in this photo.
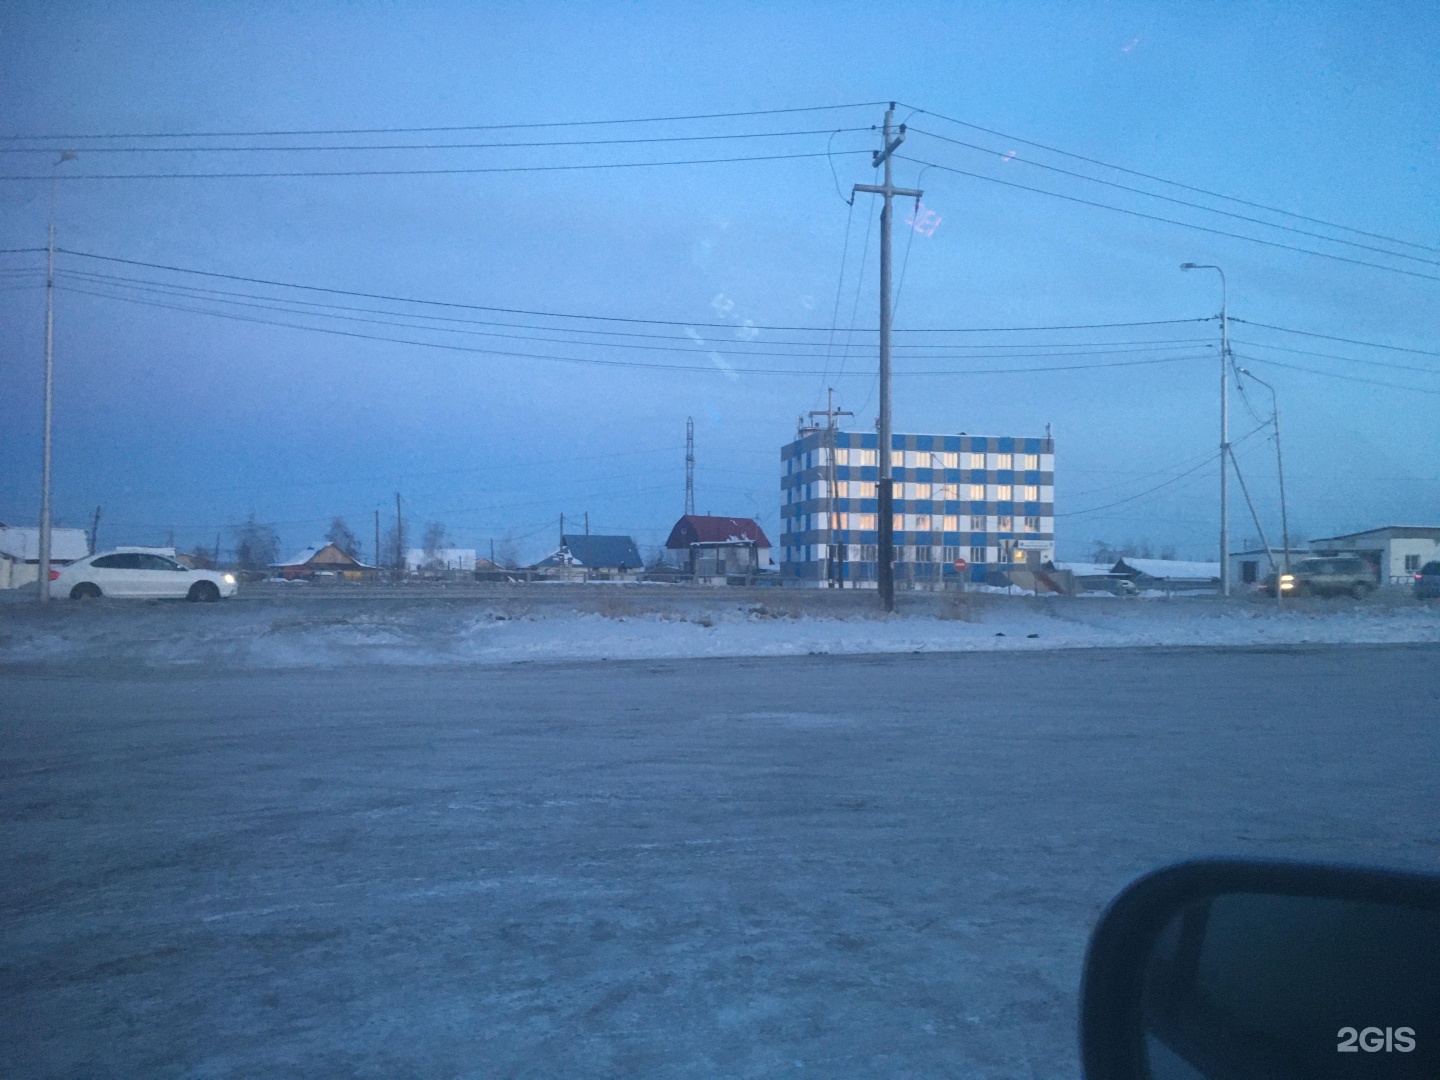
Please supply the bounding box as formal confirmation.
[685,417,695,516]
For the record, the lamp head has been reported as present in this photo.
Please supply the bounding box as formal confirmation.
[1179,262,1197,270]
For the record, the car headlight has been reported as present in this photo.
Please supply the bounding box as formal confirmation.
[223,573,236,585]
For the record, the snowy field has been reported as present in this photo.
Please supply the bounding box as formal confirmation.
[3,646,1438,1078]
[2,585,1438,668]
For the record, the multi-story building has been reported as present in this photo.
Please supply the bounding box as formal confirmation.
[779,427,1055,587]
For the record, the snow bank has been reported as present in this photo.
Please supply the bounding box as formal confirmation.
[3,596,1437,669]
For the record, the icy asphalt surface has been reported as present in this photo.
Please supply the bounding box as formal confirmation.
[3,644,1439,1078]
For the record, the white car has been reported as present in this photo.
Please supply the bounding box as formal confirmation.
[54,548,238,602]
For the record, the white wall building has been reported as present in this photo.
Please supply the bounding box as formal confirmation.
[0,526,91,589]
[1308,527,1440,584]
[405,547,477,572]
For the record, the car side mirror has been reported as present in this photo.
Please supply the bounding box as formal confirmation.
[1080,859,1440,1079]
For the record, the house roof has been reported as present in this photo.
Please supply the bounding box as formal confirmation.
[533,534,643,569]
[1308,526,1440,544]
[1051,561,1123,577]
[1113,558,1222,581]
[272,542,366,568]
[665,515,772,550]
[0,526,90,562]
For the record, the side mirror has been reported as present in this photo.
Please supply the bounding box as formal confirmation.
[1080,860,1440,1078]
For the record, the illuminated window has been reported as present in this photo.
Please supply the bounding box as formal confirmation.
[996,485,1013,501]
[913,451,931,468]
[915,514,932,531]
[1024,516,1040,532]
[942,515,959,531]
[938,482,959,500]
[997,515,1014,531]
[1022,453,1039,469]
[969,515,987,530]
[893,514,904,531]
[857,514,876,530]
[835,481,849,498]
[966,453,985,469]
[969,545,987,564]
[891,480,903,498]
[995,453,1013,470]
[891,450,905,468]
[834,448,848,466]
[859,449,877,467]
[938,452,958,469]
[966,484,986,500]
[858,481,877,498]
[914,482,932,500]
[1023,485,1039,501]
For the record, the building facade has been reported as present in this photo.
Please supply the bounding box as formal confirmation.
[1308,527,1440,585]
[779,428,1055,587]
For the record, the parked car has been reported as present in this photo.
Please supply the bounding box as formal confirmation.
[1262,556,1375,599]
[53,548,238,601]
[1416,560,1440,599]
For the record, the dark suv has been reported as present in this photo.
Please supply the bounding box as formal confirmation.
[1264,556,1376,599]
[1416,561,1440,599]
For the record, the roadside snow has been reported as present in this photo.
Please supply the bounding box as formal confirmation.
[3,596,1437,669]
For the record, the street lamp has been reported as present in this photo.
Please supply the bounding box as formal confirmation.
[1180,262,1230,597]
[1237,367,1291,604]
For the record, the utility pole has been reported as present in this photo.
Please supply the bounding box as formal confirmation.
[88,506,101,554]
[374,510,380,570]
[37,205,56,600]
[1181,263,1230,597]
[394,492,403,578]
[583,511,590,583]
[854,103,922,613]
[685,417,695,516]
[808,388,853,588]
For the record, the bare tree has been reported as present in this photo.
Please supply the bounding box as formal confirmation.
[383,523,406,571]
[326,516,360,559]
[494,533,519,570]
[422,521,447,569]
[233,514,279,572]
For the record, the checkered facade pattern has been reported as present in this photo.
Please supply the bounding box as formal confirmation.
[779,430,1056,586]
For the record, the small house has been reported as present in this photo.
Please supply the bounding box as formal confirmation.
[1308,527,1440,585]
[271,543,375,581]
[665,515,772,583]
[531,534,643,581]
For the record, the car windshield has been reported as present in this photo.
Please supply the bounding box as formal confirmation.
[2,10,1435,1078]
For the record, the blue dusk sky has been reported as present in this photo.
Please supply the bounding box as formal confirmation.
[1,2,1437,563]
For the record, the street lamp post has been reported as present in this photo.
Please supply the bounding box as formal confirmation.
[1180,262,1230,598]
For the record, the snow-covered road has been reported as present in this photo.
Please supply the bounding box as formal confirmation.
[3,645,1438,1077]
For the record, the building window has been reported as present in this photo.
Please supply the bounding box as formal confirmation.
[1405,554,1421,571]
[937,482,958,500]
[1022,453,1039,469]
[997,515,1014,531]
[861,544,878,561]
[969,515,986,530]
[914,514,932,531]
[996,485,1013,501]
[914,482,932,500]
[857,513,876,530]
[858,449,877,466]
[994,453,1013,470]
[893,514,905,532]
[835,481,849,498]
[966,453,985,469]
[938,452,958,469]
[858,481,877,498]
[833,448,847,466]
[1023,485,1039,501]
[1241,560,1258,584]
[891,450,905,468]
[966,484,986,500]
[913,451,931,469]
[969,545,987,564]
[943,515,959,531]
[1024,516,1041,532]
[915,546,935,562]
[891,480,903,499]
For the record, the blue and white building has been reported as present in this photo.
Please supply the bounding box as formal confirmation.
[779,427,1055,587]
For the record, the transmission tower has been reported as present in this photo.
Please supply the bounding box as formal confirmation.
[685,417,695,516]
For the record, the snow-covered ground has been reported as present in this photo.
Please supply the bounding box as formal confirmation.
[3,591,1437,668]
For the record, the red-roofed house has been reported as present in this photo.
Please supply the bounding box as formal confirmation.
[665,515,772,583]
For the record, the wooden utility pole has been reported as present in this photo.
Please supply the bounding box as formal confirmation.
[685,417,695,516]
[808,388,853,589]
[374,510,380,570]
[395,493,403,576]
[853,103,922,613]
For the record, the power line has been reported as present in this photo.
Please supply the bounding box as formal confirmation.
[59,281,1214,376]
[895,153,1440,284]
[1232,352,1440,396]
[0,127,873,155]
[3,101,891,141]
[57,270,1211,359]
[0,148,873,181]
[54,247,1210,332]
[899,102,1440,257]
[909,126,1440,269]
[1229,317,1440,357]
[1230,338,1440,376]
